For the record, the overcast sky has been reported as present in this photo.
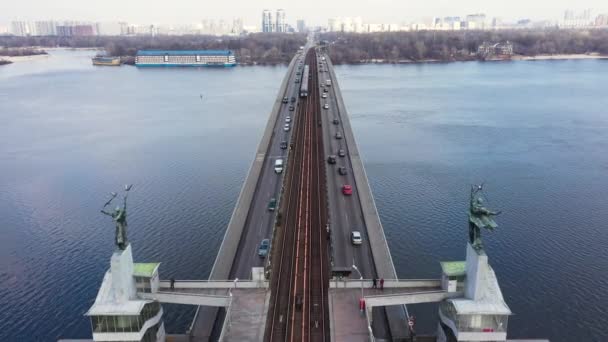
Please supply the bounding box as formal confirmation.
[3,0,608,27]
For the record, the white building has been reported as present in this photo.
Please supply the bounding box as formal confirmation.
[437,244,511,341]
[86,244,165,342]
[11,21,31,36]
[296,19,306,33]
[33,21,57,35]
[562,9,594,28]
[97,21,123,36]
[262,9,273,32]
[276,9,286,32]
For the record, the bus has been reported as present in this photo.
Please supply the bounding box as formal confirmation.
[300,65,310,97]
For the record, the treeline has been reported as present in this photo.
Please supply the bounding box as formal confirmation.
[0,33,307,65]
[0,47,47,56]
[320,29,608,63]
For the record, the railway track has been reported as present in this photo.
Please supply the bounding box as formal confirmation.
[265,49,329,342]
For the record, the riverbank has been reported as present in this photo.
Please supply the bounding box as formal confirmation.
[1,54,50,63]
[512,53,608,61]
[333,53,608,65]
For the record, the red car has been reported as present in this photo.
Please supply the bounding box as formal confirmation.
[342,185,353,196]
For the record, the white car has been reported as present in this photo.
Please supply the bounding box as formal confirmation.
[322,93,327,98]
[323,103,329,110]
[284,124,290,131]
[285,116,291,123]
[351,231,362,245]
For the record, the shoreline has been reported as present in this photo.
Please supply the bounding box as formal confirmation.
[512,54,608,61]
[1,54,50,63]
[332,53,608,65]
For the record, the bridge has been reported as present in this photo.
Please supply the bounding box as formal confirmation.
[61,40,547,342]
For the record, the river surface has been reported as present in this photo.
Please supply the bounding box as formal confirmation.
[1,50,607,341]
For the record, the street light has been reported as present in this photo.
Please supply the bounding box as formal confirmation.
[352,264,364,302]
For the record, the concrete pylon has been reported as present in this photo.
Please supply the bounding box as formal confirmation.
[465,242,488,300]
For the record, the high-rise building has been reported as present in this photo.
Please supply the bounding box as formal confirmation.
[262,10,273,32]
[276,9,286,32]
[296,19,306,33]
[11,21,31,36]
[34,21,57,36]
[232,18,244,35]
[596,14,608,27]
[465,13,487,29]
[562,9,593,27]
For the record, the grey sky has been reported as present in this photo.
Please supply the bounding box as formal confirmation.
[3,0,607,27]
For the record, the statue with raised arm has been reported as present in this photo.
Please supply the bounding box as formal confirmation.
[101,184,133,250]
[468,184,501,250]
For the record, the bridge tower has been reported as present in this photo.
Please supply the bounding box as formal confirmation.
[85,243,166,342]
[437,185,511,341]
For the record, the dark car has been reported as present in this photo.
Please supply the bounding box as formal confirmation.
[291,97,296,103]
[289,105,295,111]
[338,149,346,157]
[327,155,336,164]
[258,239,270,258]
[323,88,328,93]
[268,198,277,211]
[338,167,348,175]
[333,118,339,125]
[282,97,288,104]
[280,141,288,149]
[335,132,342,139]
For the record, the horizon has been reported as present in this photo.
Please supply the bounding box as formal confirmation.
[3,1,608,28]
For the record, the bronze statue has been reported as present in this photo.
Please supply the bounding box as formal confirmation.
[468,184,500,250]
[101,184,133,250]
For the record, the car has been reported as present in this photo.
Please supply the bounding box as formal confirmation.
[258,239,270,257]
[282,97,288,104]
[338,149,346,157]
[327,155,336,164]
[342,184,353,196]
[289,105,295,111]
[295,78,300,83]
[268,198,277,211]
[296,71,301,75]
[285,116,292,123]
[332,118,339,125]
[291,97,296,103]
[335,132,342,139]
[351,231,362,245]
[284,124,290,131]
[280,141,288,149]
[323,88,328,93]
[274,159,284,173]
[322,93,327,98]
[338,167,347,175]
[323,103,329,110]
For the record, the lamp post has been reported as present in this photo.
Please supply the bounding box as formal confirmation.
[352,264,364,303]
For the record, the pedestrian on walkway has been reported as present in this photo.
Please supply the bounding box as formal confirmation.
[380,278,384,290]
[372,278,377,289]
[170,277,175,290]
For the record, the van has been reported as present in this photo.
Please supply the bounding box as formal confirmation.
[274,159,284,173]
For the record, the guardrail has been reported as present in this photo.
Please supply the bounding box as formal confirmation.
[329,278,441,289]
[160,279,268,289]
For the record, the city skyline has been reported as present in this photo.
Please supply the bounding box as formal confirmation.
[3,1,608,28]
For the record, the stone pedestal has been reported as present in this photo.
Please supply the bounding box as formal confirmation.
[110,244,137,302]
[465,242,488,300]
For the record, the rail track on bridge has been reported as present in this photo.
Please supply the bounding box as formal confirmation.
[265,49,330,342]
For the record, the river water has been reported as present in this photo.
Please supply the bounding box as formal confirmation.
[0,50,606,341]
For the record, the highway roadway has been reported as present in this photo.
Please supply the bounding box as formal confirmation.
[317,54,376,280]
[317,50,394,339]
[228,50,308,280]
